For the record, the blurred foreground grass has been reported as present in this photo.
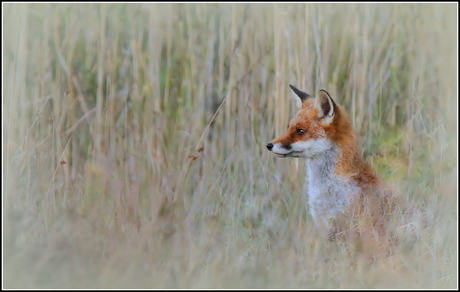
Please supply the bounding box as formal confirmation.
[3,3,457,288]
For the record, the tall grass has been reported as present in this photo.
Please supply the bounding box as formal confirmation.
[3,3,457,288]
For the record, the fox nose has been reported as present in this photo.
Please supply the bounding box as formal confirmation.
[266,143,273,151]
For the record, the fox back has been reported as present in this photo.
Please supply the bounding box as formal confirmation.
[266,85,389,235]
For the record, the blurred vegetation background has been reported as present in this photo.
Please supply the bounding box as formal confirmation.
[3,3,457,288]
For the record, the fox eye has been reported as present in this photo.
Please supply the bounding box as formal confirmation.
[296,129,306,135]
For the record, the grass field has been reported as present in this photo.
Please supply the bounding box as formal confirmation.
[3,3,457,288]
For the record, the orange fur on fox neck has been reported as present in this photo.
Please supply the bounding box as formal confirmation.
[323,103,380,186]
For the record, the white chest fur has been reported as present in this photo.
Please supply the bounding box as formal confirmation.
[305,147,360,228]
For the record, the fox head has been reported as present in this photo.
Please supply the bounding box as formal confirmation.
[266,84,352,158]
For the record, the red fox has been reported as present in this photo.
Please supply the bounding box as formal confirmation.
[267,85,393,237]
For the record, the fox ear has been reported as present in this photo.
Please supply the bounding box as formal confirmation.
[315,90,336,122]
[289,84,312,106]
